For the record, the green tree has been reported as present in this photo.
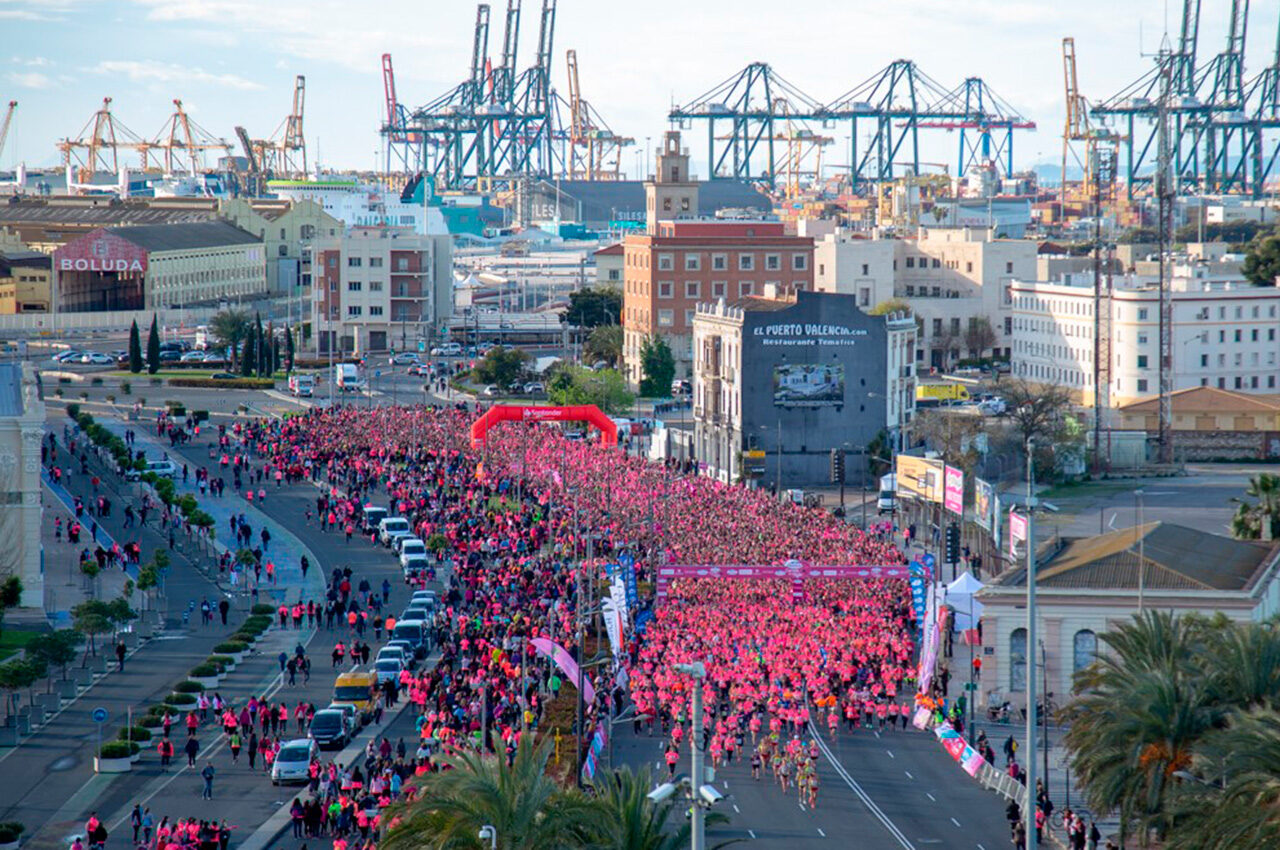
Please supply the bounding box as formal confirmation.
[285,326,296,373]
[963,316,998,358]
[254,314,266,377]
[0,576,21,638]
[0,659,41,718]
[241,331,257,377]
[71,600,115,658]
[588,765,730,850]
[1230,473,1280,540]
[146,315,160,375]
[562,287,622,329]
[638,335,675,398]
[128,319,143,374]
[472,346,531,389]
[1064,611,1217,843]
[209,308,252,370]
[26,630,80,689]
[584,324,623,368]
[381,737,597,850]
[547,365,634,415]
[1242,232,1280,286]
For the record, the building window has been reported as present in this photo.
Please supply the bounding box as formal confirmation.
[932,258,940,268]
[684,254,701,271]
[739,254,754,271]
[1136,355,1148,368]
[346,306,363,317]
[1138,308,1148,321]
[396,257,409,272]
[765,254,781,271]
[906,257,915,269]
[932,319,942,335]
[348,281,363,292]
[685,281,701,299]
[369,257,383,268]
[1137,378,1148,392]
[712,281,727,299]
[792,253,808,271]
[347,257,362,267]
[369,306,383,316]
[684,309,695,327]
[1201,354,1209,367]
[658,281,673,299]
[608,269,620,281]
[1010,628,1027,691]
[1006,261,1014,273]
[966,261,973,273]
[657,309,674,327]
[657,254,674,271]
[861,263,869,276]
[739,281,753,297]
[1073,630,1097,673]
[858,287,870,307]
[712,254,727,271]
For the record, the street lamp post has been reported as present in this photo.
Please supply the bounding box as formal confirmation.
[1024,437,1039,850]
[674,661,708,850]
[1135,488,1145,612]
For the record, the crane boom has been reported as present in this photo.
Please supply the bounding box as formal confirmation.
[0,101,15,166]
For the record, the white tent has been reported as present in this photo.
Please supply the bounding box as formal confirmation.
[940,571,985,630]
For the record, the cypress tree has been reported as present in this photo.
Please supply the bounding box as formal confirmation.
[145,315,160,375]
[254,314,265,377]
[241,333,255,376]
[128,319,143,374]
[285,326,295,373]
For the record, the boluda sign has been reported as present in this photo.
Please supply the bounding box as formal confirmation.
[54,230,148,275]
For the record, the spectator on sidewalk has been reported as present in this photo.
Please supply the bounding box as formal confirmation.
[115,641,126,672]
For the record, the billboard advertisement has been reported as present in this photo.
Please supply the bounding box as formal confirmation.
[944,465,964,515]
[772,363,845,407]
[1009,509,1028,559]
[897,456,944,503]
[974,478,994,530]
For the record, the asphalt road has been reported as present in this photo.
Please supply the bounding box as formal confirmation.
[611,718,1011,850]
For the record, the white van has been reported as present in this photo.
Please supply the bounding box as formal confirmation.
[288,374,315,397]
[877,473,898,514]
[398,538,427,563]
[378,517,410,546]
[335,363,361,392]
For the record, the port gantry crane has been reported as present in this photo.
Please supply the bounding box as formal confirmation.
[668,59,1035,194]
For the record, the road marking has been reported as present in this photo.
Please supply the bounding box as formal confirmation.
[799,801,806,811]
[874,730,881,739]
[905,770,913,779]
[886,749,895,758]
[978,844,987,850]
[809,717,915,849]
[733,804,740,813]
[926,793,936,801]
[818,828,826,837]
[951,817,962,827]
[748,830,756,840]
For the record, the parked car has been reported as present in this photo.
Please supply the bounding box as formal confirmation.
[125,459,178,482]
[308,709,351,749]
[384,640,419,669]
[373,657,403,685]
[377,517,410,546]
[523,382,545,395]
[52,350,83,363]
[482,385,501,397]
[271,739,320,784]
[390,353,420,365]
[409,363,432,376]
[80,352,114,365]
[210,372,239,380]
[401,555,430,579]
[429,342,462,357]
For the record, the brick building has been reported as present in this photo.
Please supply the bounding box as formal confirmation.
[311,227,453,355]
[622,132,814,385]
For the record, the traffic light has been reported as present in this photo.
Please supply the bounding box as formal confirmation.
[945,523,961,565]
[830,449,846,485]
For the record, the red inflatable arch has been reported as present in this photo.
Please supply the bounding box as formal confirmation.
[470,404,618,449]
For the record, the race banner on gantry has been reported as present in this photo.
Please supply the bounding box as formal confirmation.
[655,560,911,602]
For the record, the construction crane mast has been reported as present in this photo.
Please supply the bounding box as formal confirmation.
[58,97,155,189]
[0,102,15,167]
[248,75,308,179]
[1196,0,1251,192]
[1062,37,1122,206]
[153,99,231,174]
[381,54,422,175]
[562,49,632,180]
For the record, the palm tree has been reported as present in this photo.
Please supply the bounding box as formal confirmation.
[209,308,252,371]
[587,765,732,850]
[1205,621,1280,711]
[1166,709,1280,849]
[381,737,598,850]
[1063,611,1217,845]
[1231,473,1280,539]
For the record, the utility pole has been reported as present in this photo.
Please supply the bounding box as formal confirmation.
[675,661,708,850]
[1024,437,1038,850]
[1156,62,1174,464]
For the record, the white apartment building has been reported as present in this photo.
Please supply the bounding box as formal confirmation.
[1011,265,1280,407]
[311,227,453,355]
[813,226,1036,370]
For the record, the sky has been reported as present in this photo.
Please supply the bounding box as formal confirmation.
[2,0,1278,179]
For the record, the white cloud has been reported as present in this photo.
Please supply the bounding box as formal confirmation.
[90,60,264,91]
[6,71,52,89]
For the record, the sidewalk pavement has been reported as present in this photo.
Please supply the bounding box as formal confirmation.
[96,419,325,608]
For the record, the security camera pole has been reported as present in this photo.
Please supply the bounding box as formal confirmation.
[676,661,707,850]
